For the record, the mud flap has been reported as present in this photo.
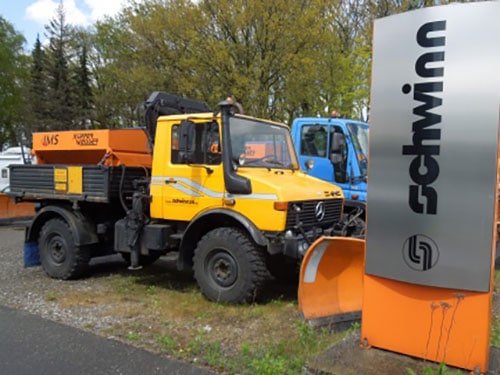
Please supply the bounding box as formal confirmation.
[298,236,365,325]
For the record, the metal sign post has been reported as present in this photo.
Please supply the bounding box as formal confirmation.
[362,2,500,372]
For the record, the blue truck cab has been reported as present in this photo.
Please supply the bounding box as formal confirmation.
[291,116,369,237]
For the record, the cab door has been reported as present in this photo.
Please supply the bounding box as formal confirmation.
[150,119,225,221]
[297,122,353,197]
[297,123,332,181]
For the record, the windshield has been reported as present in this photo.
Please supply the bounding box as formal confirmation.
[346,122,369,177]
[230,116,299,169]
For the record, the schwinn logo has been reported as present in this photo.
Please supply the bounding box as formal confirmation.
[402,234,439,271]
[401,20,446,215]
[315,201,325,221]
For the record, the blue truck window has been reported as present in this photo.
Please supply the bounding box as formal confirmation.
[300,125,327,157]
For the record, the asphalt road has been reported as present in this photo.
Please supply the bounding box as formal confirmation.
[0,305,213,375]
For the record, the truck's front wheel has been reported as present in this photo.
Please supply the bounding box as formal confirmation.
[193,227,268,304]
[39,218,90,279]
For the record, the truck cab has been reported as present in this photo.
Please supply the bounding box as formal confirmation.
[291,117,369,237]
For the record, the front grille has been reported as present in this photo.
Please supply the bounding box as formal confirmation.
[285,198,343,231]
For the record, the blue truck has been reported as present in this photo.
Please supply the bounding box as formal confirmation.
[291,116,368,237]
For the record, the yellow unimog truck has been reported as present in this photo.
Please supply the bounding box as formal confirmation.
[8,92,344,303]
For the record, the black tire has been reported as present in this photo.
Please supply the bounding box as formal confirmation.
[38,218,90,280]
[120,252,162,266]
[267,254,300,283]
[193,227,268,304]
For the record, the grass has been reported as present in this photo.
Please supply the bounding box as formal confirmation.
[50,262,500,374]
[45,291,59,301]
[55,266,349,374]
[491,324,500,348]
[406,362,465,375]
[492,269,500,348]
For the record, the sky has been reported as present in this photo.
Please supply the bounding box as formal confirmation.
[1,0,130,50]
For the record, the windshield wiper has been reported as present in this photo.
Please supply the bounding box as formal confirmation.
[244,155,285,167]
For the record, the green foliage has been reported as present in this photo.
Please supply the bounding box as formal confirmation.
[249,352,289,375]
[15,0,469,132]
[155,334,177,352]
[43,3,75,130]
[24,3,97,132]
[493,270,500,348]
[297,320,317,349]
[72,38,94,128]
[203,341,223,367]
[27,36,49,132]
[406,362,467,375]
[0,17,29,146]
[350,321,361,331]
[180,330,224,368]
[492,323,500,348]
[45,291,59,301]
[209,319,342,374]
[234,340,304,375]
[90,0,374,124]
[126,332,140,341]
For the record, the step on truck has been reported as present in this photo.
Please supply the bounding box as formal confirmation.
[291,116,368,238]
[8,92,344,304]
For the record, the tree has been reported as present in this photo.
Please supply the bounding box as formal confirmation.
[319,0,372,120]
[26,35,50,132]
[91,0,334,123]
[197,0,329,121]
[72,34,94,128]
[88,0,470,127]
[0,17,29,147]
[43,2,75,130]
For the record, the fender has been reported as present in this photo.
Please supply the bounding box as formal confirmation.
[177,208,268,271]
[27,205,99,246]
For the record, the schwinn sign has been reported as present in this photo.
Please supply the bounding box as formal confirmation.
[366,3,500,292]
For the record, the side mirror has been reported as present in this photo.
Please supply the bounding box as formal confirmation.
[304,159,315,171]
[330,132,345,164]
[330,153,343,164]
[330,132,348,183]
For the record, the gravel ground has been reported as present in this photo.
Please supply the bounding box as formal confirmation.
[0,225,132,332]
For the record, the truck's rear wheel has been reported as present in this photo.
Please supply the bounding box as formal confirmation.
[193,227,268,304]
[39,218,90,279]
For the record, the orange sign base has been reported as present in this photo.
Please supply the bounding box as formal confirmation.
[361,274,493,373]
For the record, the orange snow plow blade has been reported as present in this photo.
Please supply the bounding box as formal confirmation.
[0,193,34,224]
[298,236,365,324]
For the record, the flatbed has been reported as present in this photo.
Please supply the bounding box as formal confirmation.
[8,164,148,204]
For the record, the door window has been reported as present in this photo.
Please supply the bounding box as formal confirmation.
[300,125,328,157]
[171,121,221,165]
